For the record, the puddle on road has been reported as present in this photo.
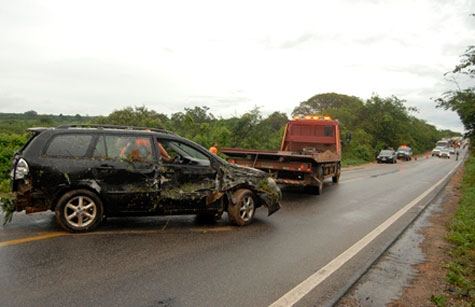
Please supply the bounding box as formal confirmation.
[338,190,445,306]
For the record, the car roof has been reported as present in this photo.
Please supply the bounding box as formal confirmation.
[45,124,178,137]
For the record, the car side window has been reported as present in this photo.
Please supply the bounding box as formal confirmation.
[45,134,93,158]
[158,139,210,166]
[93,135,154,163]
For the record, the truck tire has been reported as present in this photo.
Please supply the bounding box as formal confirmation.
[228,189,255,226]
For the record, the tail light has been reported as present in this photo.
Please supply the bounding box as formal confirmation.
[14,158,29,179]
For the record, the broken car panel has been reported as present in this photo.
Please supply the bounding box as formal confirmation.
[9,125,281,232]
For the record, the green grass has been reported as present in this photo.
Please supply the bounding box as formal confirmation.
[431,294,447,307]
[444,155,475,304]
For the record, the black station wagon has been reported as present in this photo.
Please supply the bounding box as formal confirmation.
[10,125,281,232]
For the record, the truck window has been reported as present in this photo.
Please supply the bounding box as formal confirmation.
[324,126,333,137]
[291,125,312,136]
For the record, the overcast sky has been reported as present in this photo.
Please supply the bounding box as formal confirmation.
[1,0,474,133]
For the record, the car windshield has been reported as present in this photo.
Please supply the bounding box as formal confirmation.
[397,147,410,152]
[380,150,392,155]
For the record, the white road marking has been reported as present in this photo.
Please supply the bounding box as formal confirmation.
[269,158,463,307]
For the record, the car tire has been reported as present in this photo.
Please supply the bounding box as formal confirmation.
[55,189,104,233]
[228,189,256,226]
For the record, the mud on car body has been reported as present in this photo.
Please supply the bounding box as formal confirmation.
[9,125,281,232]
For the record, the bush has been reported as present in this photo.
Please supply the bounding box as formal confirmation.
[0,133,28,190]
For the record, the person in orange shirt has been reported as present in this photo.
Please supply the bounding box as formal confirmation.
[120,137,152,162]
[209,141,218,154]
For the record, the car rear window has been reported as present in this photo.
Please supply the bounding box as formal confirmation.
[45,134,93,158]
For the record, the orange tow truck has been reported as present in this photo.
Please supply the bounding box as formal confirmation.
[221,115,348,194]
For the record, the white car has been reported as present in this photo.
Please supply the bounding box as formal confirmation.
[431,147,442,156]
[439,149,450,159]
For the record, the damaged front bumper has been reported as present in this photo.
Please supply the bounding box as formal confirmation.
[256,177,282,216]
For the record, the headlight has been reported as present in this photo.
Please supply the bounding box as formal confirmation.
[267,177,278,190]
[15,158,29,179]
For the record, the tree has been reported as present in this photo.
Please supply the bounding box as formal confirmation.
[292,93,364,130]
[361,95,415,150]
[38,115,53,124]
[94,106,168,128]
[23,110,38,119]
[436,43,475,141]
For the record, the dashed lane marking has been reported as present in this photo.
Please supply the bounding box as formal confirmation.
[0,226,233,246]
[0,232,68,247]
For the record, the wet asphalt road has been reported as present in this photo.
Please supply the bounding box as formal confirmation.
[0,153,464,307]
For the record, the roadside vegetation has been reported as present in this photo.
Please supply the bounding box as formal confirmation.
[443,153,475,305]
[430,152,475,307]
[431,36,475,305]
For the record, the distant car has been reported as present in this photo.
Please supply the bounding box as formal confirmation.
[377,149,397,164]
[439,148,450,159]
[431,147,442,157]
[396,146,413,161]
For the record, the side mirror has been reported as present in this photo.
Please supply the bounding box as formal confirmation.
[346,132,352,144]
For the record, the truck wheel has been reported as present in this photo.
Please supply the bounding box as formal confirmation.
[55,189,104,233]
[332,163,341,183]
[228,189,255,226]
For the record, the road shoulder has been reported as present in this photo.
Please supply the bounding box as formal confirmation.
[337,162,464,306]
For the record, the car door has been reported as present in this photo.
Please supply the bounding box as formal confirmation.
[156,138,220,213]
[91,134,159,213]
